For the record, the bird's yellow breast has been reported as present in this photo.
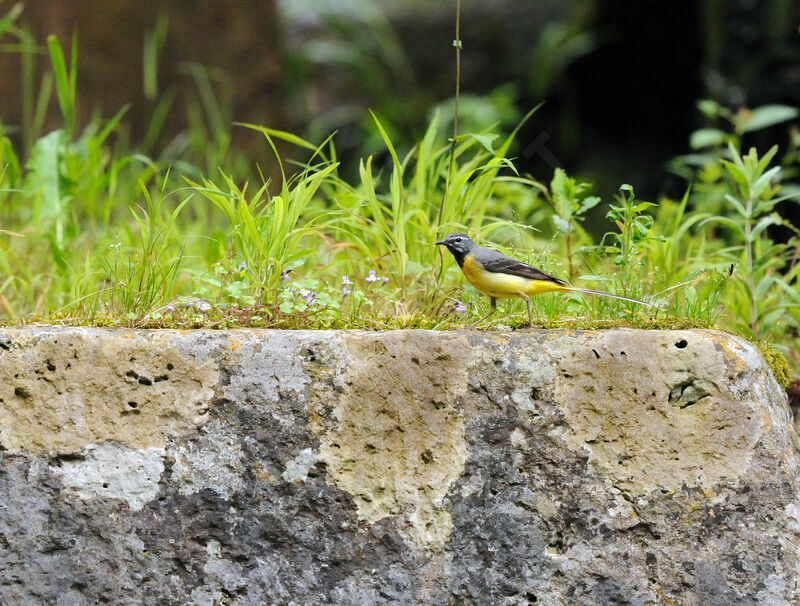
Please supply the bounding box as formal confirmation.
[462,254,565,298]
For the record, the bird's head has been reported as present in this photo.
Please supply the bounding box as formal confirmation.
[435,232,475,257]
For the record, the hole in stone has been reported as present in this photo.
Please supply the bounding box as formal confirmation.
[411,356,421,365]
[14,387,30,399]
[421,449,434,464]
[126,370,138,379]
[129,356,136,363]
[102,483,109,488]
[166,363,174,370]
[154,374,168,383]
[46,359,56,372]
[365,443,376,453]
[138,377,152,386]
[668,380,709,408]
[305,348,317,362]
[526,593,537,603]
[620,351,626,356]
[128,401,138,409]
[591,349,600,359]
[675,339,688,349]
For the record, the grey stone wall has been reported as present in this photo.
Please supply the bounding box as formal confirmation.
[0,327,797,605]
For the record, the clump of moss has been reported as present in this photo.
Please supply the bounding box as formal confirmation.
[539,316,711,331]
[757,342,791,389]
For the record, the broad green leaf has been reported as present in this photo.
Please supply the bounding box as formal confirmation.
[742,105,799,133]
[24,130,63,221]
[689,128,727,150]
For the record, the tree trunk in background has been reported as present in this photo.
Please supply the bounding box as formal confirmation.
[0,0,282,152]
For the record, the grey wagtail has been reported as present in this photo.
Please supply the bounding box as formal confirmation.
[436,232,653,328]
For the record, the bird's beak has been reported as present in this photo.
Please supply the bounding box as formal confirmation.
[435,240,445,246]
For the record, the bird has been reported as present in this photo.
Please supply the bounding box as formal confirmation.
[435,232,654,328]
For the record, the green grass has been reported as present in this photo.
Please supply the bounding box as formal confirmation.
[1,31,800,383]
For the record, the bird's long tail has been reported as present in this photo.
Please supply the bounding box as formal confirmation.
[562,286,657,308]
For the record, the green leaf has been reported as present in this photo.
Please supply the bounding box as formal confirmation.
[697,99,721,120]
[47,35,77,137]
[750,165,781,199]
[235,123,317,151]
[723,194,747,217]
[699,215,745,238]
[750,214,781,240]
[689,128,727,150]
[24,130,64,221]
[465,133,499,154]
[742,105,799,133]
[721,159,749,198]
[0,3,23,39]
[577,195,601,215]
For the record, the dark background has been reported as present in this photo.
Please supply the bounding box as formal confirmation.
[0,0,798,201]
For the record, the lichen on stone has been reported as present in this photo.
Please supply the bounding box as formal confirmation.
[318,331,470,550]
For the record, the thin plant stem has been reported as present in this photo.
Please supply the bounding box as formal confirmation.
[436,0,461,232]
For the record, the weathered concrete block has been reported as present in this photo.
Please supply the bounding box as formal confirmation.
[0,327,796,605]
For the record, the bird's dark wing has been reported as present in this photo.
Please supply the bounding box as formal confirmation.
[475,247,565,284]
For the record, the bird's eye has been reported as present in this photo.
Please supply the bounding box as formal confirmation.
[454,237,462,243]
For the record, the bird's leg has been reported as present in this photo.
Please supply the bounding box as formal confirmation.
[469,297,497,328]
[520,294,533,328]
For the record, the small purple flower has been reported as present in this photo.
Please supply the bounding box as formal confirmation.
[239,261,247,271]
[382,276,389,285]
[342,275,354,295]
[280,270,292,282]
[298,288,316,305]
[197,300,212,312]
[166,302,176,312]
[366,270,378,283]
[455,301,467,313]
